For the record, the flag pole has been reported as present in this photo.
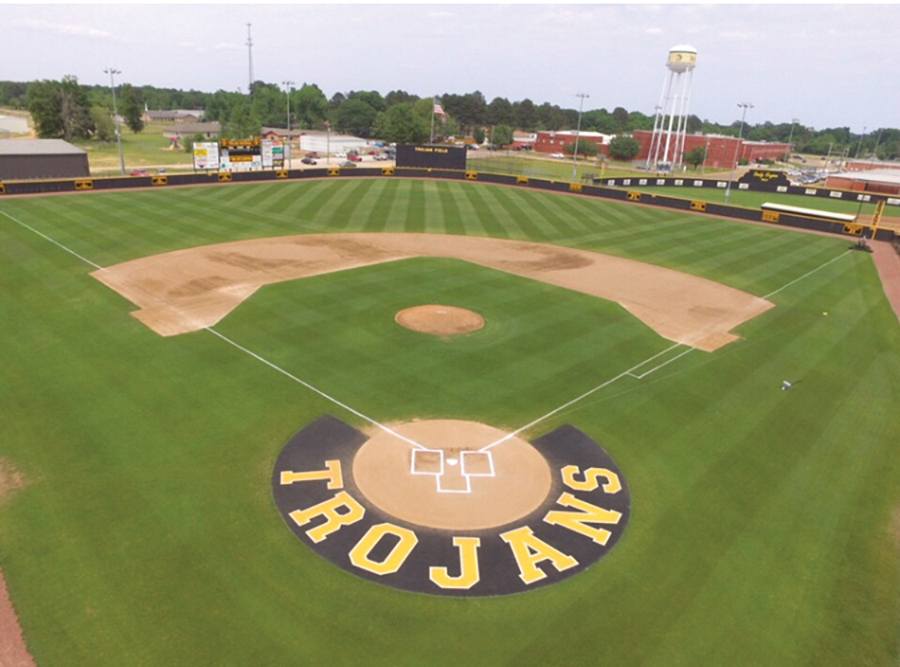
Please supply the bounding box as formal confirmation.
[430,96,436,144]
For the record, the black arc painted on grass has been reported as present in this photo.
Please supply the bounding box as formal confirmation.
[272,415,631,596]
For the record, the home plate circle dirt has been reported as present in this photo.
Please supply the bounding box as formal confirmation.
[395,305,484,336]
[353,420,551,531]
[272,415,632,596]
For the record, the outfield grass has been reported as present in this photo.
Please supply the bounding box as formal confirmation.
[1,178,898,665]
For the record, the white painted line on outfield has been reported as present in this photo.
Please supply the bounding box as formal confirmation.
[484,248,855,451]
[763,249,850,300]
[205,327,428,451]
[479,343,683,452]
[627,347,695,380]
[0,209,105,271]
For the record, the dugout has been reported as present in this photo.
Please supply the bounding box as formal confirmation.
[0,139,90,180]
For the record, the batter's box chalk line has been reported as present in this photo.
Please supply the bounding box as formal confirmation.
[410,448,496,494]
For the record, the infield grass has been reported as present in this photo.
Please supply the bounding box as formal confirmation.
[1,178,898,666]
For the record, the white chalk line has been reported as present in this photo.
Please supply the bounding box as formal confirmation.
[204,327,428,451]
[4,207,854,457]
[0,209,105,271]
[1,206,429,451]
[763,249,850,300]
[482,247,854,450]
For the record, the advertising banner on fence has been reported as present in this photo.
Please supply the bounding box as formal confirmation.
[193,142,220,170]
[262,140,285,169]
[219,138,263,172]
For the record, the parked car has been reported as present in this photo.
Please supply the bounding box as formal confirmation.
[130,169,149,176]
[339,160,357,168]
[348,154,362,162]
[301,157,317,165]
[307,151,319,159]
[373,154,390,161]
[550,153,565,159]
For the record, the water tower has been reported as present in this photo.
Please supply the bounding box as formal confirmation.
[648,45,697,171]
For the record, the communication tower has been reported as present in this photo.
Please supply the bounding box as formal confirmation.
[648,45,697,171]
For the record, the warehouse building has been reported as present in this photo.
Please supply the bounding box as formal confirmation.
[0,139,90,180]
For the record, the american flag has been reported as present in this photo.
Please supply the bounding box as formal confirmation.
[433,99,446,119]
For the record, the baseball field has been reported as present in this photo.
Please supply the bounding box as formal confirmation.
[1,177,898,665]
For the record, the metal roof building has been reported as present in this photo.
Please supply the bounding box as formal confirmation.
[0,139,90,180]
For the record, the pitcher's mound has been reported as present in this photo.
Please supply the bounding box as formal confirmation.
[353,420,552,531]
[395,305,484,336]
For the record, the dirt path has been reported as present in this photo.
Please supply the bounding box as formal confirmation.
[93,233,774,352]
[0,570,35,667]
[871,242,900,321]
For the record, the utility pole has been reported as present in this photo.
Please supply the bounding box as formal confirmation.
[725,102,753,202]
[104,68,126,175]
[572,93,589,178]
[787,118,799,162]
[246,23,253,93]
[855,126,866,159]
[282,80,294,132]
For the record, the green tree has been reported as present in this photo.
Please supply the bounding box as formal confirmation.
[119,84,145,134]
[492,124,513,148]
[563,140,599,157]
[473,127,485,144]
[293,83,328,129]
[607,135,641,161]
[372,103,429,144]
[27,80,65,137]
[332,98,378,137]
[485,97,515,127]
[89,106,115,142]
[58,76,94,140]
[224,97,261,139]
[27,76,93,140]
[684,146,707,168]
[515,99,538,131]
[612,106,629,131]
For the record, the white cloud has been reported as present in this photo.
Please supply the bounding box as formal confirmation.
[11,18,120,40]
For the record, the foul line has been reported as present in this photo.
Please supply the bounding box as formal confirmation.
[5,207,855,456]
[483,247,854,450]
[480,343,683,452]
[763,249,850,300]
[205,327,428,451]
[0,209,105,271]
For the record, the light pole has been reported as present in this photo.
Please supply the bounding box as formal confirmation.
[725,102,753,202]
[282,80,294,133]
[104,68,126,175]
[572,93,589,178]
[787,117,799,162]
[855,126,866,159]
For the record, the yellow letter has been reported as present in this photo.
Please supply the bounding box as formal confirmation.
[429,537,481,590]
[561,465,621,494]
[499,526,578,585]
[280,460,343,490]
[289,491,365,543]
[543,492,622,545]
[349,523,418,576]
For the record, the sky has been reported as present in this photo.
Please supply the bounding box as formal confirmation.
[3,2,899,132]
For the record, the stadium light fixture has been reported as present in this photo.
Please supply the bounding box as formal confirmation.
[572,93,589,178]
[282,80,294,133]
[725,102,753,202]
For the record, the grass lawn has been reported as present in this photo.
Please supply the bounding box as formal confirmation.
[1,178,898,665]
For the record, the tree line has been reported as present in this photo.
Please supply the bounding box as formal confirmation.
[1,78,898,160]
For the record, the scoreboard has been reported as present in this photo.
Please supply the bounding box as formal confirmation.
[396,144,467,170]
[219,137,262,171]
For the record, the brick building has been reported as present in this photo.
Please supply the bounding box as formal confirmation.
[632,130,791,168]
[534,131,612,155]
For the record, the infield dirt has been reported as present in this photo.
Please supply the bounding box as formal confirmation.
[93,233,774,352]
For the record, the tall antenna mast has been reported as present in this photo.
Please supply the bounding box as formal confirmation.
[246,23,253,93]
